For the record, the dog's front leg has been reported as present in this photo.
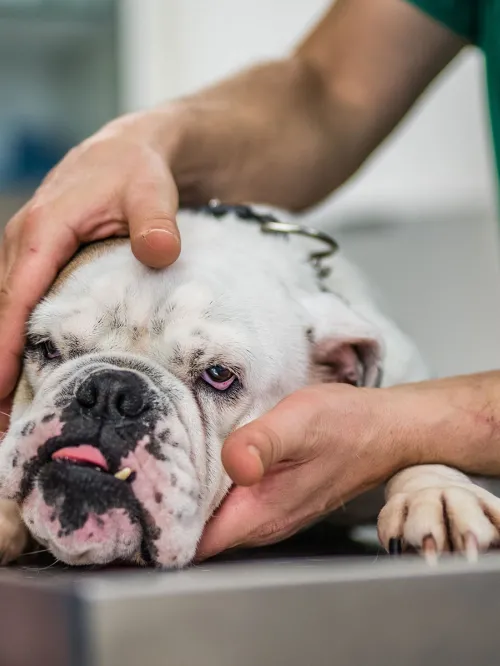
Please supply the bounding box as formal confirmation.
[0,499,29,565]
[377,464,500,561]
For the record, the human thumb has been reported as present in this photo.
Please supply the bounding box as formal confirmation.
[222,389,320,486]
[127,167,181,268]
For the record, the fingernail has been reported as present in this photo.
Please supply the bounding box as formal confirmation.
[247,445,264,472]
[141,228,178,248]
[247,445,262,461]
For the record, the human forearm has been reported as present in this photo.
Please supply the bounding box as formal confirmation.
[104,0,463,212]
[385,372,500,477]
[105,56,355,211]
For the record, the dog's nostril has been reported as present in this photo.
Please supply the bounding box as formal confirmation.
[114,390,147,418]
[76,377,98,408]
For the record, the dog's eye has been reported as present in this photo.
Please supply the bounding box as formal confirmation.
[41,340,61,361]
[202,365,236,390]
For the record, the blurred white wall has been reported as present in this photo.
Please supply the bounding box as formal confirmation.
[118,0,497,223]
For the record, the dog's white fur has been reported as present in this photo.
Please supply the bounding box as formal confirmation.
[0,207,498,566]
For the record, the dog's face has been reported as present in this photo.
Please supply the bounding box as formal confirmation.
[0,213,384,568]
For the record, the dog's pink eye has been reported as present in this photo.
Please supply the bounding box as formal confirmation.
[42,340,61,360]
[202,365,236,390]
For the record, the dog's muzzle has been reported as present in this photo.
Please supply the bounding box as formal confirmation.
[22,368,158,496]
[0,358,205,568]
[18,368,160,563]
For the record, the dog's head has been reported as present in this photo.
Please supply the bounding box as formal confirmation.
[0,211,384,568]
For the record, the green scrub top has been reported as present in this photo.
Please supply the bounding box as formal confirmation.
[409,0,500,182]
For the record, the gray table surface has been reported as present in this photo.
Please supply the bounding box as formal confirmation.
[1,553,500,666]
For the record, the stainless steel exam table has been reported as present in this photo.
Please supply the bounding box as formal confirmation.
[1,550,500,666]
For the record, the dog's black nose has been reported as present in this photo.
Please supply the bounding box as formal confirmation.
[75,370,149,419]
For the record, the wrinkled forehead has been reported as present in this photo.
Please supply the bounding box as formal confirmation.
[29,241,303,364]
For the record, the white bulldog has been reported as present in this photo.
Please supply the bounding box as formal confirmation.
[0,205,498,568]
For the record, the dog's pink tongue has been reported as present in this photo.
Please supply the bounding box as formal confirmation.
[52,445,109,471]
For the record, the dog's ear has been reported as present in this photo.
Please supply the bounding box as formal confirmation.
[302,292,384,388]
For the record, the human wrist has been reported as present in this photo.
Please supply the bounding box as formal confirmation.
[319,384,412,488]
[361,387,416,482]
[93,105,187,168]
[383,373,500,477]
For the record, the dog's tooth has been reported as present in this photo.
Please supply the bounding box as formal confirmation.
[114,467,133,481]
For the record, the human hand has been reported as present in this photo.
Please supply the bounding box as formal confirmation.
[0,113,183,431]
[197,383,404,559]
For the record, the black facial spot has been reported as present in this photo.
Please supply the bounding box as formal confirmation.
[63,334,86,359]
[165,301,177,315]
[170,474,177,487]
[189,348,205,373]
[306,328,315,343]
[110,306,125,330]
[12,454,18,468]
[171,345,183,367]
[42,413,56,423]
[54,390,74,409]
[157,429,170,443]
[151,318,165,335]
[21,421,36,437]
[145,438,167,462]
[192,329,209,342]
[142,508,161,561]
[154,492,163,504]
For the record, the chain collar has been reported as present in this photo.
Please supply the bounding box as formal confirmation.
[192,200,339,278]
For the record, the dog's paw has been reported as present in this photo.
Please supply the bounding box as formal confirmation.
[0,500,28,565]
[377,464,500,563]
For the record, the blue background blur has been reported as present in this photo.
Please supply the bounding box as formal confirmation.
[0,0,118,191]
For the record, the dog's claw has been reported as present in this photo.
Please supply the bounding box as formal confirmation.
[388,538,403,556]
[422,535,439,566]
[464,532,479,563]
